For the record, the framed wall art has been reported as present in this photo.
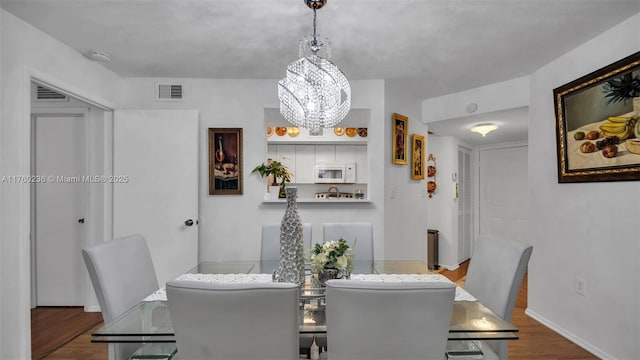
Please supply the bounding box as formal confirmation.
[411,134,425,180]
[209,128,243,194]
[554,51,640,183]
[392,113,408,165]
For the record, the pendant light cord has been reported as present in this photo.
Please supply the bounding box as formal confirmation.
[312,7,318,49]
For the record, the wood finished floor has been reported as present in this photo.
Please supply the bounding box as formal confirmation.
[35,262,598,359]
[31,306,103,360]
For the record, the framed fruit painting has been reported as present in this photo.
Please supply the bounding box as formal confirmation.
[554,51,640,183]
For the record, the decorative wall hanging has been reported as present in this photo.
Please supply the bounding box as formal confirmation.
[427,153,436,198]
[554,51,640,183]
[411,134,425,180]
[209,128,243,195]
[392,113,408,165]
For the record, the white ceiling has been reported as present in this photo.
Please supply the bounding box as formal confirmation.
[3,0,639,144]
[427,106,529,146]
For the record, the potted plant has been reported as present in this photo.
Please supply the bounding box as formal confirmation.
[251,159,292,199]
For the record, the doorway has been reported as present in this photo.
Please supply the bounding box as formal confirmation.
[478,144,529,242]
[29,81,114,358]
[457,146,473,262]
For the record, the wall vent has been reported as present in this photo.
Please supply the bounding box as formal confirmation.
[156,84,183,101]
[35,86,69,102]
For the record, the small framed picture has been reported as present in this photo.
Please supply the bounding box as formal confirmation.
[392,113,408,165]
[209,128,243,195]
[411,134,425,180]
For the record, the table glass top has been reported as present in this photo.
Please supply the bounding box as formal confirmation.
[92,261,518,342]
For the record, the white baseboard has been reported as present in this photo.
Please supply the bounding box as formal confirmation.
[524,307,615,360]
[84,305,101,312]
[439,263,459,271]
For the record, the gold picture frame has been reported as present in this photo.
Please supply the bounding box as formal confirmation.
[209,128,243,195]
[392,113,408,165]
[411,134,425,180]
[554,51,640,183]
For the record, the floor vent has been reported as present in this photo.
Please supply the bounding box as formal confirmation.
[156,84,183,101]
[35,86,69,102]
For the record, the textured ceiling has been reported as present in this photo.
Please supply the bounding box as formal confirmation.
[2,0,639,143]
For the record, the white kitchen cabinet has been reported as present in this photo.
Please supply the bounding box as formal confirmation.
[276,145,296,181]
[335,145,355,163]
[355,145,368,183]
[267,144,367,185]
[267,144,277,162]
[295,145,315,184]
[314,146,335,163]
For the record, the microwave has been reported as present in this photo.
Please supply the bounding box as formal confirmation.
[314,163,356,184]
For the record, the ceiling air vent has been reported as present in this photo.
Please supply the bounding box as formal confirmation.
[156,84,183,101]
[35,86,69,102]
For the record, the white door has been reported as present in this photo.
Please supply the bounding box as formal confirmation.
[479,145,529,243]
[34,114,86,306]
[113,109,199,286]
[457,146,472,262]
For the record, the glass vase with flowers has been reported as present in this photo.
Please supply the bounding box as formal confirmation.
[306,238,354,286]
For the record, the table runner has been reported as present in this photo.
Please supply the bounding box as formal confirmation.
[144,273,476,302]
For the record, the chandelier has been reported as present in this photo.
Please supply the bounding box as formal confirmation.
[278,0,351,131]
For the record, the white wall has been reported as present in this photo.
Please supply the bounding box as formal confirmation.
[0,9,122,359]
[422,76,529,124]
[383,80,429,261]
[121,78,387,262]
[527,13,640,359]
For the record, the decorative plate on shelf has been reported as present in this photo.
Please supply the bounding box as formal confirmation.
[275,127,287,136]
[334,127,345,136]
[287,127,300,137]
[357,128,368,137]
[266,127,274,137]
[345,128,357,137]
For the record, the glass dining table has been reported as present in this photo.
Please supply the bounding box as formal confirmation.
[91,260,518,345]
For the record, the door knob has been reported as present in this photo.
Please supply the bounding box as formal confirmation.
[184,219,198,227]
[78,218,85,224]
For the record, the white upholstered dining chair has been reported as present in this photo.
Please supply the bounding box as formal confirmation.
[166,280,300,360]
[322,222,373,262]
[326,280,456,360]
[461,235,533,360]
[260,222,312,261]
[82,234,175,360]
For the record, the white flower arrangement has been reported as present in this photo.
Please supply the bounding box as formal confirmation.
[306,238,354,273]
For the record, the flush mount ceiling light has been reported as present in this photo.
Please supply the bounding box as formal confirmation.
[470,123,499,137]
[278,0,351,132]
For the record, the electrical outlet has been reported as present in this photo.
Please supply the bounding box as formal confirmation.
[575,278,586,296]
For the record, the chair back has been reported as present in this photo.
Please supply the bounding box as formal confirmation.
[166,280,300,360]
[326,280,455,360]
[322,223,373,261]
[464,235,533,359]
[82,234,160,359]
[261,223,312,261]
